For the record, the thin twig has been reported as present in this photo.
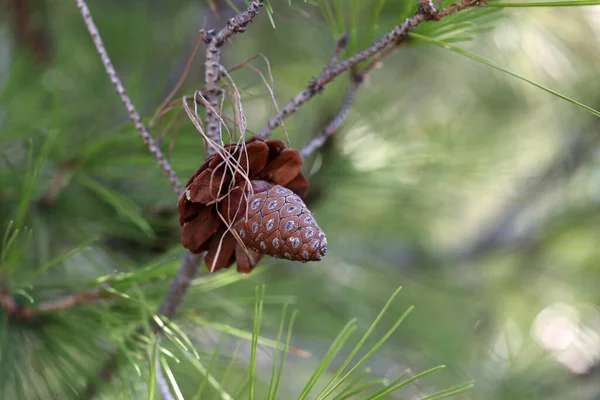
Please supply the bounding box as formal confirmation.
[0,284,110,319]
[326,33,350,71]
[420,0,441,21]
[298,33,354,158]
[72,0,204,329]
[213,0,265,46]
[204,0,265,152]
[300,39,406,159]
[300,76,360,159]
[73,0,183,195]
[157,251,204,319]
[258,0,484,138]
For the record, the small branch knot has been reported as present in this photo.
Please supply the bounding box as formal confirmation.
[200,29,216,44]
[308,79,325,96]
[420,0,441,21]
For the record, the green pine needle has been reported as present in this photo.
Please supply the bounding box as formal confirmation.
[211,342,241,400]
[22,237,95,281]
[366,365,447,400]
[192,265,269,291]
[77,173,155,238]
[183,350,235,400]
[331,368,374,400]
[334,378,388,400]
[16,130,57,231]
[147,336,160,400]
[222,0,242,14]
[160,357,185,400]
[488,0,600,6]
[151,316,191,355]
[267,302,289,400]
[249,284,265,400]
[409,32,600,119]
[365,371,411,400]
[317,287,410,399]
[153,315,200,359]
[418,381,476,400]
[193,331,228,400]
[297,319,358,400]
[191,315,306,354]
[271,309,298,399]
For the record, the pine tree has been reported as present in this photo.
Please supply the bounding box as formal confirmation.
[1,0,600,399]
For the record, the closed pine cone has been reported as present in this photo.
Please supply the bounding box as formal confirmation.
[178,137,327,274]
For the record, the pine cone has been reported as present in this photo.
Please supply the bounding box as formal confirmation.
[178,137,327,274]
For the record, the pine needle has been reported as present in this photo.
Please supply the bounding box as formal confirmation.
[249,284,265,400]
[488,0,600,6]
[409,33,600,119]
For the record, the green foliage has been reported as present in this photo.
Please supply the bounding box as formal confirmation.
[148,286,472,399]
[409,32,600,118]
[1,0,599,399]
[488,0,600,6]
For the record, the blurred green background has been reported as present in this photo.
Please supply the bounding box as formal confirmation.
[1,0,600,399]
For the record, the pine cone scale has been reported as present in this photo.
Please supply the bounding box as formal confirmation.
[239,140,270,176]
[181,207,221,253]
[188,169,230,204]
[233,185,327,262]
[258,149,303,186]
[205,228,238,273]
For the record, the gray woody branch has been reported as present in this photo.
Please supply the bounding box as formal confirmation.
[204,0,265,149]
[260,0,485,140]
[73,0,183,196]
[301,34,400,159]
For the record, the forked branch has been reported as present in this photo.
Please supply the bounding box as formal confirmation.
[301,74,360,159]
[301,39,406,159]
[258,0,485,139]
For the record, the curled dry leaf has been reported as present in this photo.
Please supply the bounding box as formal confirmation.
[178,137,327,273]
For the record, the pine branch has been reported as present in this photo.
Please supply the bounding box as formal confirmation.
[73,0,183,196]
[154,0,266,352]
[301,38,406,159]
[73,2,267,397]
[300,75,360,159]
[0,282,110,318]
[204,0,265,151]
[325,33,350,71]
[258,0,486,139]
[157,250,203,320]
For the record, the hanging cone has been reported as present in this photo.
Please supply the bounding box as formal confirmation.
[178,137,327,274]
[233,184,327,262]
